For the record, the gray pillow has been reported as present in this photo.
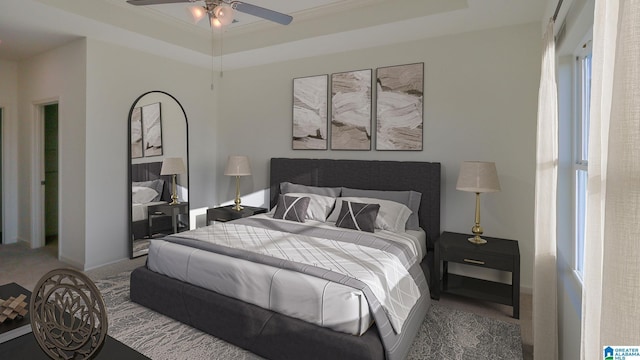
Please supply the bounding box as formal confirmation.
[273,195,311,223]
[281,182,341,198]
[340,188,422,230]
[132,179,164,202]
[335,201,380,233]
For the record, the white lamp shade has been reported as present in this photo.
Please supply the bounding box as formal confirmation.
[186,5,207,23]
[160,157,186,175]
[224,155,251,176]
[213,4,234,26]
[456,161,501,193]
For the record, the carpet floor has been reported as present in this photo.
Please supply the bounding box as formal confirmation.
[95,271,523,360]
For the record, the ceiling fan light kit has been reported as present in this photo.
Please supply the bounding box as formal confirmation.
[127,0,293,27]
[185,5,207,23]
[213,4,234,26]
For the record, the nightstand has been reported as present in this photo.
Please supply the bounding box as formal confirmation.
[207,205,268,225]
[147,202,189,235]
[433,231,520,319]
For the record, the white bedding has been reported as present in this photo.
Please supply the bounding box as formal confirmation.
[131,201,166,222]
[147,214,426,336]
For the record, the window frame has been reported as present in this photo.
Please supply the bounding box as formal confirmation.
[572,40,592,281]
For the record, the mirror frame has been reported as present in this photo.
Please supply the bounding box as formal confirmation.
[127,90,189,258]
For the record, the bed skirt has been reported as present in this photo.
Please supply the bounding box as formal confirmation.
[130,254,433,360]
[131,266,385,360]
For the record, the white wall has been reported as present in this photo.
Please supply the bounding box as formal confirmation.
[84,39,218,269]
[217,22,541,290]
[18,40,88,267]
[14,38,219,269]
[0,59,19,244]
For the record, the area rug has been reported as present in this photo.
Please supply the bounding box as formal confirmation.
[95,271,523,360]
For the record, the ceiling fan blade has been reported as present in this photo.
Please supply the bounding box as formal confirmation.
[231,1,292,25]
[126,0,193,5]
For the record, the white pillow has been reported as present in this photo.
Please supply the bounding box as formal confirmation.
[285,193,336,222]
[327,197,412,232]
[132,186,159,204]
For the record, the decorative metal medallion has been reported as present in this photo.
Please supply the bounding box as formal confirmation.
[29,268,108,360]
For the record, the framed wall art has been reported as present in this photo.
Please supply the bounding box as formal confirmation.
[331,69,372,150]
[375,62,424,151]
[292,74,328,150]
[142,102,163,157]
[131,107,143,159]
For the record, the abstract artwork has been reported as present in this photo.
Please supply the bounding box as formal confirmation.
[131,107,143,159]
[376,63,424,150]
[331,69,372,150]
[292,75,328,149]
[142,102,163,157]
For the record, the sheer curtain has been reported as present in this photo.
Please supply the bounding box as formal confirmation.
[581,0,640,357]
[533,19,559,360]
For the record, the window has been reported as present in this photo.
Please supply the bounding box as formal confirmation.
[574,45,592,279]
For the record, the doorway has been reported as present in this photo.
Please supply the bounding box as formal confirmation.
[0,107,3,244]
[44,104,59,247]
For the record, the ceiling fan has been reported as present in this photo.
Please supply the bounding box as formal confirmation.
[126,0,293,27]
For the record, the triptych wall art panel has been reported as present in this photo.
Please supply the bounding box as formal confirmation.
[131,107,143,159]
[292,75,328,150]
[291,62,423,151]
[331,69,372,150]
[131,102,163,158]
[376,63,424,151]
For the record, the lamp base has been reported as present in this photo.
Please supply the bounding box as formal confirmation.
[169,174,180,205]
[232,175,244,211]
[468,235,487,245]
[232,204,244,211]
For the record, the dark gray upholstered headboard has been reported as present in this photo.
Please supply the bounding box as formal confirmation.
[131,161,172,202]
[270,158,441,249]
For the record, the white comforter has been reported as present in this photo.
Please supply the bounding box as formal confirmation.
[148,215,424,334]
[131,201,166,222]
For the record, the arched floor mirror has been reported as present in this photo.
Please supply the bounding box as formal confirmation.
[127,91,189,258]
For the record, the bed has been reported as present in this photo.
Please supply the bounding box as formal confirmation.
[130,162,173,241]
[130,158,441,360]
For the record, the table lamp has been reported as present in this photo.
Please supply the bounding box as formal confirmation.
[160,157,186,205]
[224,155,251,211]
[456,161,501,244]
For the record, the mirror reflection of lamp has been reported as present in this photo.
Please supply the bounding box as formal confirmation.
[224,155,251,211]
[161,157,186,205]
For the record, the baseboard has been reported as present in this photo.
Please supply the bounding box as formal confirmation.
[83,256,130,272]
[58,254,84,270]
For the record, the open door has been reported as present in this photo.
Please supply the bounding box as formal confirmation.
[44,104,58,247]
[31,101,59,250]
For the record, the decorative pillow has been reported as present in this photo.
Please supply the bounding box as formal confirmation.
[132,179,164,202]
[280,182,341,198]
[132,186,159,204]
[327,197,412,233]
[285,192,336,222]
[335,201,380,233]
[273,195,311,223]
[341,188,422,230]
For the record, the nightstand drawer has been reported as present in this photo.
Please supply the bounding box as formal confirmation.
[442,249,514,271]
[207,205,268,224]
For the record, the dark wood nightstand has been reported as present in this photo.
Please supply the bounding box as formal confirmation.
[433,231,520,318]
[207,205,268,225]
[147,202,189,234]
